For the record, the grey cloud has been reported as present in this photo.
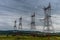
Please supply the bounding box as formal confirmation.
[0,0,60,31]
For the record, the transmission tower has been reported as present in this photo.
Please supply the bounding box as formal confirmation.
[14,20,17,30]
[31,12,36,31]
[18,17,22,30]
[43,3,54,33]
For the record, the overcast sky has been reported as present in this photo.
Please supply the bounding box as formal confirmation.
[0,0,60,32]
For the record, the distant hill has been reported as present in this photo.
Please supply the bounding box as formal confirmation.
[0,30,60,36]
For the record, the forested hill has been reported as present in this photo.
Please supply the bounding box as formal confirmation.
[0,30,59,36]
[0,30,41,35]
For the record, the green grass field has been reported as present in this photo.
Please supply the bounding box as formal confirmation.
[0,35,60,40]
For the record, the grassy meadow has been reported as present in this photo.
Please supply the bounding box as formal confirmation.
[0,35,60,40]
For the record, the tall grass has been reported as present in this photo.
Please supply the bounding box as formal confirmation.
[0,35,59,40]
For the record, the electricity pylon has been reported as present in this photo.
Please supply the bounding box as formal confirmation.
[43,3,55,40]
[18,17,22,30]
[43,3,54,33]
[14,20,17,30]
[31,12,36,31]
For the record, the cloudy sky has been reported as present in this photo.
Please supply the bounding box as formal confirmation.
[0,0,60,32]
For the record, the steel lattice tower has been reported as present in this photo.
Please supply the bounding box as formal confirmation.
[43,3,54,33]
[14,20,17,30]
[19,17,22,30]
[31,12,36,30]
